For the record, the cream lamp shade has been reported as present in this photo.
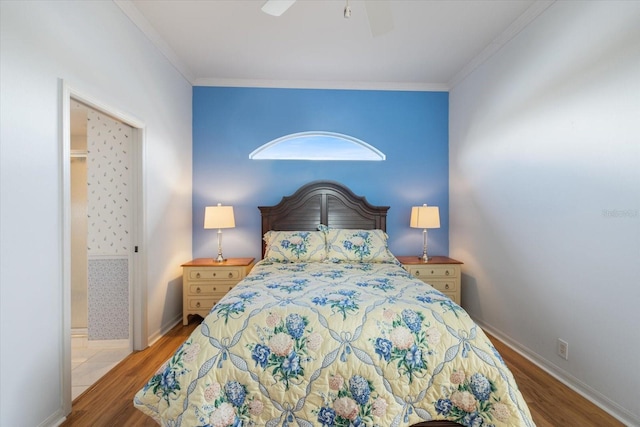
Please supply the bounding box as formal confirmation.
[410,204,440,229]
[204,204,235,229]
[410,204,440,261]
[204,204,235,262]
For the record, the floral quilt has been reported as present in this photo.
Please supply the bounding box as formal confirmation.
[134,260,535,427]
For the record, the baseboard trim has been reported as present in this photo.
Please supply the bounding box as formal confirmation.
[147,313,183,347]
[475,320,639,427]
[71,327,88,337]
[38,408,65,427]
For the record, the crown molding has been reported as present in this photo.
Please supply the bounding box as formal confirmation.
[114,0,195,84]
[448,0,555,89]
[194,77,449,92]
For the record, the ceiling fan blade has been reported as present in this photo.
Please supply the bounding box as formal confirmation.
[365,0,394,37]
[261,0,297,17]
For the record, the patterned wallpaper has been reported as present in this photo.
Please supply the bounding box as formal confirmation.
[88,259,129,340]
[87,109,131,255]
[86,108,132,341]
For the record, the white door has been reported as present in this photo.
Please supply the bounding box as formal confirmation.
[84,106,133,342]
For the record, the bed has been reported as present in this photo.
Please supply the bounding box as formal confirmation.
[134,180,535,427]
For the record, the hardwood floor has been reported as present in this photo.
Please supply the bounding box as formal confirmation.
[61,320,624,427]
[488,337,624,427]
[61,321,199,427]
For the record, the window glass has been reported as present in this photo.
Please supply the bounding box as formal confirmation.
[249,131,385,161]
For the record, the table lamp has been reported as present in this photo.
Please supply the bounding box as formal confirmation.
[410,204,440,262]
[204,203,235,262]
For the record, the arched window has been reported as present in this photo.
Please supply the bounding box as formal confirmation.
[249,131,385,161]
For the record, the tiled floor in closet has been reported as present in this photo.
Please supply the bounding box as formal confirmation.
[71,335,131,400]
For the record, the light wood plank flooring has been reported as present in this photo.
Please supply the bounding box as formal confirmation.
[61,320,624,427]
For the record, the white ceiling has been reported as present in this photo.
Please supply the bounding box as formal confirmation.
[117,0,553,90]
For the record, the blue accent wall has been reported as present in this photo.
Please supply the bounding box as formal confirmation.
[193,87,449,260]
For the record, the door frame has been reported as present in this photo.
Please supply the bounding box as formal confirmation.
[60,80,148,415]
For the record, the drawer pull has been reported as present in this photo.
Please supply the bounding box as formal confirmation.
[228,272,233,278]
[415,270,420,276]
[445,284,450,289]
[196,302,201,308]
[213,287,217,291]
[431,270,434,274]
[445,270,450,276]
[196,273,201,279]
[196,287,201,293]
[213,272,216,277]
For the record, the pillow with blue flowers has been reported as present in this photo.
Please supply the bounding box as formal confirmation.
[325,229,395,263]
[264,230,327,262]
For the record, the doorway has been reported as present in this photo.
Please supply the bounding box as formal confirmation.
[61,82,147,415]
[69,100,134,398]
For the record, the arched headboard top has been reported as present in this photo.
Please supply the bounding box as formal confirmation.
[258,180,390,258]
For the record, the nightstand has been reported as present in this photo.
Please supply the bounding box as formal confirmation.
[396,256,463,305]
[181,257,255,325]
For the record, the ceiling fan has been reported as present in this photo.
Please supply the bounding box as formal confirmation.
[260,0,394,37]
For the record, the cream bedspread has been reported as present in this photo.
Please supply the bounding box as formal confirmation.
[134,260,535,427]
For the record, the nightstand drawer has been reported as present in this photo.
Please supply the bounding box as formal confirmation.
[188,268,241,281]
[428,280,458,292]
[188,283,235,296]
[406,265,458,279]
[187,298,218,310]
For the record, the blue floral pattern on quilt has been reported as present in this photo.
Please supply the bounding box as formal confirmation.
[134,260,535,427]
[264,230,327,262]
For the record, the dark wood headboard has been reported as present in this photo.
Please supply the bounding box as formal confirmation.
[258,180,389,258]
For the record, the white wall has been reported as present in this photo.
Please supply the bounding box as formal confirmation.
[450,1,639,424]
[0,1,192,426]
